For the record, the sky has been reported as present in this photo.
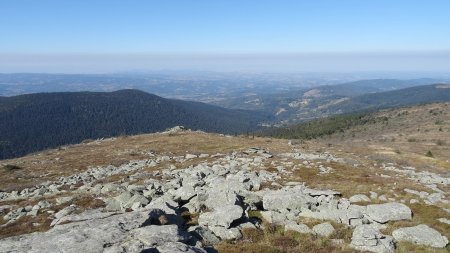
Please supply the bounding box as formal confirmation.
[1,0,450,73]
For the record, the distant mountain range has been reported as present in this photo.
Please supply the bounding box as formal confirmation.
[325,83,450,114]
[215,80,450,123]
[0,90,270,159]
[1,77,449,159]
[0,72,344,101]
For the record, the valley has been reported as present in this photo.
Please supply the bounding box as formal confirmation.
[1,78,449,160]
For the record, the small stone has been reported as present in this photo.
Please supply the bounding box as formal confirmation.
[437,218,450,225]
[54,205,76,220]
[370,191,378,199]
[284,221,312,234]
[28,209,39,216]
[409,199,419,204]
[378,195,388,201]
[37,200,51,209]
[349,194,371,203]
[312,222,335,237]
[56,196,74,205]
[185,154,198,160]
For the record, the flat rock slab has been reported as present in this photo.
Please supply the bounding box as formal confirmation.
[0,210,158,253]
[263,190,315,212]
[366,202,412,223]
[52,209,118,226]
[198,205,243,228]
[392,224,448,248]
[131,225,191,246]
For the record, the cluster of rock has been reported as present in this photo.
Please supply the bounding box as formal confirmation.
[1,148,448,252]
[0,159,160,202]
[2,200,52,223]
[382,164,449,192]
[1,208,206,253]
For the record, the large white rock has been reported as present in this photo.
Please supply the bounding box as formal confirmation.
[208,226,242,240]
[260,210,289,224]
[366,202,412,223]
[145,195,179,215]
[351,225,395,253]
[203,184,241,209]
[131,225,191,246]
[392,224,448,248]
[198,205,243,228]
[173,185,197,201]
[188,226,221,246]
[263,190,315,212]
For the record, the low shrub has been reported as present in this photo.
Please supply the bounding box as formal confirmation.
[2,164,23,172]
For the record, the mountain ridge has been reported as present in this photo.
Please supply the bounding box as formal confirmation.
[0,89,269,159]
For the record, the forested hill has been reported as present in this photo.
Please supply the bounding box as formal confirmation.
[0,90,270,159]
[328,84,450,113]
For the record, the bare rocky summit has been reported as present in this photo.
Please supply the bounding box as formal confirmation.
[0,110,449,253]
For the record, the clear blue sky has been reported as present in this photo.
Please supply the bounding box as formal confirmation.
[1,0,450,72]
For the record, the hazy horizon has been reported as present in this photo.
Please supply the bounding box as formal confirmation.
[1,0,450,73]
[1,51,450,74]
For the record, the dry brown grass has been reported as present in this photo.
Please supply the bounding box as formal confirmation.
[395,241,450,253]
[181,211,199,226]
[0,214,53,239]
[72,195,106,211]
[285,161,394,197]
[216,224,359,253]
[215,243,284,253]
[0,132,292,192]
[0,194,105,239]
[382,203,450,238]
[241,227,265,242]
[317,103,450,174]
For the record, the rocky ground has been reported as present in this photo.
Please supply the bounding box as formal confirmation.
[0,120,449,252]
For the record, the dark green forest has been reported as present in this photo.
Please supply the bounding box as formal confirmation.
[326,84,450,113]
[260,112,386,139]
[0,90,271,159]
